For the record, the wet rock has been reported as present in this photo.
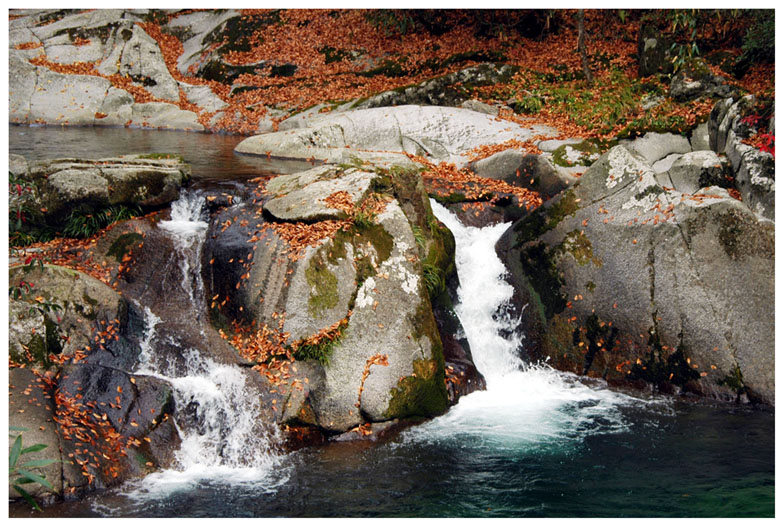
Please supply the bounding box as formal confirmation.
[498,145,774,404]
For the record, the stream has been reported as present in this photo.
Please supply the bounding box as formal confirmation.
[8,125,775,517]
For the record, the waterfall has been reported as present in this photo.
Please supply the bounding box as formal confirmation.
[159,191,209,322]
[407,202,641,447]
[126,192,280,493]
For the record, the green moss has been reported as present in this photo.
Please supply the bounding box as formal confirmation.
[293,326,345,366]
[518,241,566,319]
[556,230,601,267]
[137,153,185,162]
[107,232,143,261]
[552,141,601,168]
[719,364,745,393]
[431,192,467,204]
[305,256,339,318]
[585,281,596,292]
[385,359,448,418]
[513,188,580,241]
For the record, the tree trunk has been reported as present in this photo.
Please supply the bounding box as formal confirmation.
[577,10,593,86]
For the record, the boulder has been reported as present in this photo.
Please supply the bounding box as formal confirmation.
[204,165,482,433]
[669,59,738,102]
[708,96,775,221]
[235,105,557,167]
[637,22,674,77]
[659,150,733,195]
[8,264,181,497]
[15,154,191,225]
[498,145,774,404]
[624,131,692,165]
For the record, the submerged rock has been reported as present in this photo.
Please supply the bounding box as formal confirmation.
[498,144,774,404]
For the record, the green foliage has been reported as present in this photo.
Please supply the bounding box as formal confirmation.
[422,263,446,297]
[365,9,418,37]
[739,10,774,65]
[411,225,426,250]
[9,427,58,511]
[668,9,700,72]
[352,210,376,230]
[63,204,142,238]
[9,171,41,233]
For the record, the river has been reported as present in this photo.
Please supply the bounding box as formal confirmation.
[7,125,775,517]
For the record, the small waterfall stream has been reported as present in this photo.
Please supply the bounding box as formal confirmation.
[128,192,281,494]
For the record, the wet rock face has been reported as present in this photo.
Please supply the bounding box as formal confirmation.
[8,264,180,499]
[498,144,774,404]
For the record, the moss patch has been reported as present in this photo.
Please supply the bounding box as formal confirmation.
[518,241,566,320]
[385,358,448,418]
[513,188,580,241]
[556,230,601,267]
[305,256,339,318]
[107,232,144,261]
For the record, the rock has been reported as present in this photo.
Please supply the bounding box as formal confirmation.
[236,105,557,167]
[660,151,732,195]
[651,153,683,175]
[16,154,191,224]
[690,122,710,151]
[166,9,240,76]
[351,63,518,111]
[264,167,378,222]
[469,150,573,200]
[9,368,63,500]
[460,99,499,115]
[129,102,204,131]
[7,263,181,496]
[624,131,692,165]
[637,23,674,77]
[669,59,738,102]
[498,145,774,404]
[708,96,775,221]
[204,165,480,433]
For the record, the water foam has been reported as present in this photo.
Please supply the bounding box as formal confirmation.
[407,202,642,448]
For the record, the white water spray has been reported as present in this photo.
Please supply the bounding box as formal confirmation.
[120,193,282,497]
[408,202,641,447]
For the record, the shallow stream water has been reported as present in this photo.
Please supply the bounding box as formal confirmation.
[8,125,775,517]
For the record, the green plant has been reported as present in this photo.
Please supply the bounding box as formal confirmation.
[9,427,58,511]
[423,263,446,296]
[352,210,376,230]
[63,204,142,238]
[411,225,426,250]
[738,10,774,65]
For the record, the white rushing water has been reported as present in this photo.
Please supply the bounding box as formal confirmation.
[159,191,210,319]
[406,202,641,448]
[120,193,282,500]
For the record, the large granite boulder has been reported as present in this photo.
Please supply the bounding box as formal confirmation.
[498,145,774,404]
[235,105,557,167]
[204,164,483,433]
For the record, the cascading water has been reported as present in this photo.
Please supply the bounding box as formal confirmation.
[124,192,281,497]
[407,202,642,447]
[158,191,210,322]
